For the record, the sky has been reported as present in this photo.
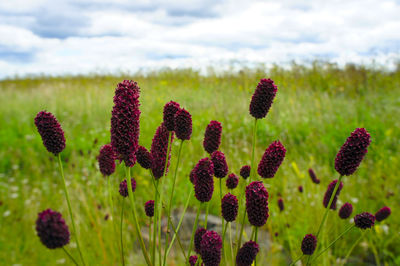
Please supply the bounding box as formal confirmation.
[0,0,399,78]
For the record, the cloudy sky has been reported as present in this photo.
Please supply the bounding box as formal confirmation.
[0,0,399,78]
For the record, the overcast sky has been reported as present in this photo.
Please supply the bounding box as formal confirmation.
[0,0,399,78]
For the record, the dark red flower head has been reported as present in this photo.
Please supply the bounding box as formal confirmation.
[98,144,116,176]
[203,120,222,154]
[240,165,251,179]
[194,158,214,203]
[226,173,239,189]
[189,255,198,266]
[136,145,153,169]
[119,178,136,197]
[211,151,228,178]
[150,123,174,179]
[174,108,192,140]
[338,202,353,219]
[163,101,180,131]
[323,179,343,210]
[249,78,277,119]
[335,128,371,176]
[221,193,238,222]
[200,230,222,266]
[246,181,269,227]
[308,168,320,184]
[236,240,259,266]
[194,227,207,254]
[36,209,70,249]
[278,198,284,212]
[298,186,303,193]
[301,234,317,255]
[189,166,196,184]
[354,212,375,229]
[257,140,286,178]
[34,111,66,155]
[110,80,141,167]
[375,206,391,222]
[145,200,155,217]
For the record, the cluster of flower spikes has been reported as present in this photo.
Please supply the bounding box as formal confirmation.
[354,212,375,229]
[308,168,320,184]
[221,193,238,222]
[203,120,222,154]
[144,200,154,217]
[110,80,141,167]
[150,122,174,179]
[193,158,215,202]
[163,101,180,131]
[34,111,66,155]
[323,179,344,210]
[211,150,228,178]
[194,227,207,254]
[246,181,269,227]
[199,230,222,266]
[249,78,278,119]
[338,202,353,219]
[301,234,317,255]
[36,209,70,249]
[226,173,239,189]
[174,108,192,140]
[240,165,250,179]
[236,240,259,266]
[98,144,116,176]
[135,145,152,169]
[118,178,136,197]
[257,140,286,178]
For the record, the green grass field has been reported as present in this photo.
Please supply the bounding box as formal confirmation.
[0,61,399,265]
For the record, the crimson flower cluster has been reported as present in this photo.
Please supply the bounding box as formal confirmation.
[240,165,251,179]
[136,146,153,169]
[221,193,238,222]
[301,234,317,255]
[189,255,198,266]
[151,123,173,179]
[257,140,286,178]
[199,230,222,266]
[36,209,70,249]
[98,144,116,176]
[211,151,228,178]
[119,178,136,197]
[34,111,66,155]
[278,198,284,212]
[308,168,320,184]
[194,227,207,254]
[163,101,180,131]
[203,120,222,154]
[226,173,239,189]
[323,179,343,210]
[236,241,259,266]
[249,78,278,119]
[174,108,192,140]
[144,200,154,217]
[375,206,391,222]
[246,181,269,227]
[338,202,353,219]
[193,158,214,203]
[354,212,375,229]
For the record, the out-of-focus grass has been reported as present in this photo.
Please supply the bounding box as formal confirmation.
[0,61,399,265]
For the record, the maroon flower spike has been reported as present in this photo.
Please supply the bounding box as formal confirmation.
[249,78,278,119]
[36,209,70,249]
[163,101,180,131]
[203,120,222,154]
[189,166,196,184]
[193,158,214,203]
[110,80,141,167]
[98,144,116,176]
[301,234,317,255]
[236,240,259,266]
[189,255,198,266]
[226,173,239,189]
[221,193,238,222]
[338,202,353,219]
[375,206,391,222]
[246,181,269,227]
[200,230,222,266]
[136,145,153,169]
[335,128,371,176]
[240,165,251,179]
[34,111,66,155]
[354,212,375,229]
[323,179,343,210]
[257,141,286,178]
[119,178,136,197]
[298,186,303,193]
[174,108,192,140]
[211,151,229,178]
[278,198,284,212]
[150,123,174,179]
[308,168,320,184]
[145,200,155,217]
[194,227,207,254]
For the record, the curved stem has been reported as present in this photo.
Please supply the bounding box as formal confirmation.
[342,231,367,265]
[120,199,125,266]
[126,166,152,266]
[289,254,304,266]
[187,202,202,261]
[58,154,85,266]
[62,247,79,266]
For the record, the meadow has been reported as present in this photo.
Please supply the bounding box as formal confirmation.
[0,61,399,265]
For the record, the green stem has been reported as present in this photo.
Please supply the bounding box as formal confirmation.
[254,227,259,266]
[204,202,210,229]
[58,154,85,266]
[107,176,119,257]
[289,254,304,266]
[187,202,202,261]
[311,224,355,264]
[221,221,228,265]
[152,179,158,266]
[229,222,234,264]
[126,166,152,266]
[62,247,79,266]
[120,199,125,266]
[219,178,225,242]
[342,231,367,265]
[149,216,152,261]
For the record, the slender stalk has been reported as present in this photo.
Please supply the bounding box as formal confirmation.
[187,202,202,261]
[367,234,381,266]
[126,166,152,266]
[204,202,210,229]
[58,154,85,266]
[221,221,229,265]
[62,247,79,266]
[229,222,234,264]
[107,176,119,257]
[120,199,125,266]
[342,231,367,265]
[219,178,224,237]
[163,140,184,266]
[149,217,152,259]
[310,224,355,263]
[289,254,304,266]
[254,227,259,266]
[152,179,158,266]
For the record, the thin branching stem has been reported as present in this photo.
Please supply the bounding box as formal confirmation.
[120,199,125,266]
[62,247,79,266]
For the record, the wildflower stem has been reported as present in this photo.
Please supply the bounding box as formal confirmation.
[342,231,367,265]
[221,221,228,265]
[152,179,159,266]
[126,166,152,266]
[120,199,125,266]
[107,176,119,258]
[254,226,259,266]
[289,254,304,266]
[229,222,234,264]
[219,178,225,241]
[188,202,202,261]
[62,247,79,266]
[58,154,86,266]
[204,202,210,228]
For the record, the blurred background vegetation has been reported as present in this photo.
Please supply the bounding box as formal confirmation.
[0,61,399,265]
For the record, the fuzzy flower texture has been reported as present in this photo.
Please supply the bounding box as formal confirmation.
[246,181,269,227]
[249,78,278,119]
[203,120,222,154]
[200,230,222,266]
[301,234,317,255]
[119,178,137,197]
[375,206,391,222]
[240,165,251,179]
[354,212,375,229]
[163,101,180,131]
[308,168,320,184]
[151,123,174,179]
[236,241,259,266]
[221,193,238,222]
[36,209,70,249]
[34,111,66,155]
[144,200,154,217]
[339,202,353,219]
[193,158,214,203]
[258,141,286,178]
[175,108,192,140]
[136,145,153,170]
[323,179,343,210]
[194,227,207,254]
[98,144,116,176]
[211,151,228,178]
[226,173,239,189]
